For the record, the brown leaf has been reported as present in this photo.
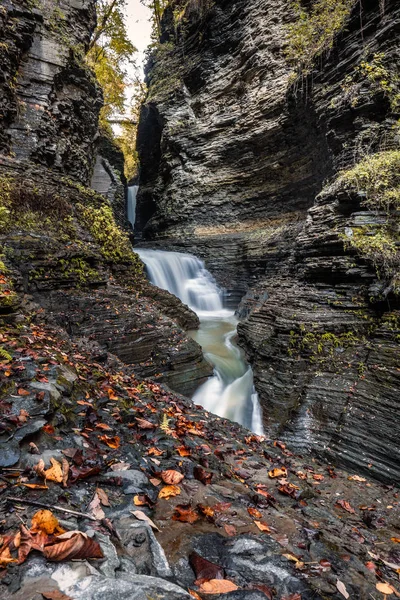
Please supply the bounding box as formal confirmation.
[336,579,349,599]
[176,445,191,457]
[136,418,155,429]
[61,458,69,488]
[193,466,213,485]
[88,492,105,520]
[69,465,101,483]
[17,388,30,396]
[172,505,199,524]
[376,582,394,595]
[96,488,110,506]
[197,504,215,520]
[43,531,103,561]
[254,520,271,533]
[268,467,287,478]
[247,507,262,519]
[336,499,356,514]
[278,483,300,498]
[131,510,160,531]
[34,458,63,483]
[0,543,18,566]
[31,510,65,535]
[223,524,236,537]
[348,474,366,482]
[189,551,224,582]
[312,474,324,481]
[18,525,49,564]
[99,435,120,449]
[198,579,238,593]
[148,447,164,456]
[161,469,184,485]
[158,485,181,499]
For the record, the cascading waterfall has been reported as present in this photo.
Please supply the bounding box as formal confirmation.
[127,186,138,228]
[135,248,264,435]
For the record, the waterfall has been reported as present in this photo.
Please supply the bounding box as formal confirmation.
[135,248,264,435]
[127,186,138,228]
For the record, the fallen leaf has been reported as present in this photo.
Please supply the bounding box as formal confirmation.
[254,520,271,533]
[281,595,302,600]
[198,579,238,593]
[268,467,287,478]
[17,388,30,396]
[22,483,49,490]
[61,458,69,488]
[135,418,155,429]
[391,538,400,544]
[336,499,355,514]
[336,579,349,599]
[173,505,199,524]
[148,447,164,456]
[176,446,191,457]
[188,590,202,600]
[131,510,160,531]
[0,544,18,566]
[193,466,213,485]
[247,507,262,519]
[348,474,366,482]
[110,461,130,471]
[31,510,65,535]
[42,424,55,435]
[96,488,110,506]
[189,551,224,582]
[150,477,161,486]
[224,524,236,537]
[43,531,103,561]
[95,423,112,431]
[133,494,154,507]
[34,458,63,483]
[18,525,48,564]
[161,469,184,485]
[88,492,105,520]
[278,483,299,498]
[312,474,324,481]
[296,471,307,480]
[197,504,215,520]
[99,435,120,449]
[158,485,181,499]
[376,583,394,595]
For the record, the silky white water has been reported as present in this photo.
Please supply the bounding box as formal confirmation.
[135,248,263,435]
[127,186,138,228]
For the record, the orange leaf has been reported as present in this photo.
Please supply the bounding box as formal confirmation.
[22,483,48,490]
[34,458,63,483]
[158,485,181,499]
[198,579,239,593]
[247,507,262,519]
[31,510,65,535]
[312,474,324,481]
[95,423,112,430]
[224,524,236,537]
[172,505,199,524]
[42,424,55,435]
[148,447,164,456]
[161,469,184,485]
[43,531,104,561]
[391,537,400,544]
[0,545,18,566]
[17,388,30,396]
[107,388,118,400]
[336,499,355,514]
[176,445,191,457]
[189,590,202,600]
[268,467,287,478]
[254,520,271,533]
[99,435,120,449]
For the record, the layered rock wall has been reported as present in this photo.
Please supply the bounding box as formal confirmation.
[137,0,400,480]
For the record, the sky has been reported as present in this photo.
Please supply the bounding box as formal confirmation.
[124,0,153,77]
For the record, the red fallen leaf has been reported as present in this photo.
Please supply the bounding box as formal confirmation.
[99,435,120,449]
[224,524,236,537]
[327,467,337,478]
[336,499,356,514]
[43,531,103,561]
[313,474,324,481]
[173,505,200,523]
[69,465,101,483]
[189,551,224,582]
[213,502,232,513]
[281,594,302,600]
[193,466,213,485]
[248,507,262,519]
[278,483,300,498]
[198,579,238,593]
[254,485,277,504]
[42,424,55,435]
[274,440,286,450]
[197,504,215,520]
[36,391,45,401]
[161,469,184,485]
[365,561,376,572]
[319,559,331,570]
[18,525,50,564]
[17,388,30,396]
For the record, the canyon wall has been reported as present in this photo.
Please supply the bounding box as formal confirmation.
[136,0,400,481]
[0,0,212,398]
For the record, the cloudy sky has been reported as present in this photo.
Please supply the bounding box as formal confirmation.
[124,0,153,76]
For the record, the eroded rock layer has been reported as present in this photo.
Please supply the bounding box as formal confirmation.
[136,0,400,480]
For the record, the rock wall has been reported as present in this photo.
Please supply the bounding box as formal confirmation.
[136,0,400,481]
[0,0,212,399]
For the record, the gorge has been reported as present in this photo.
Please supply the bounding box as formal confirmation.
[0,0,399,598]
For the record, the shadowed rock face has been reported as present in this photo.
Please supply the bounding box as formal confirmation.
[136,0,400,481]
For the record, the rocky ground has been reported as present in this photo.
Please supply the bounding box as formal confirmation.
[1,312,400,599]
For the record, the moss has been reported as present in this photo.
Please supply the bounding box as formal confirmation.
[77,203,143,271]
[285,0,356,75]
[339,151,400,288]
[288,326,365,366]
[29,257,102,287]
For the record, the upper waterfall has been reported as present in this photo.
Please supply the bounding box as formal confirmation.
[127,186,138,229]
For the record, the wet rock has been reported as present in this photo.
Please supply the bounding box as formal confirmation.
[0,440,20,467]
[116,519,172,578]
[65,574,191,599]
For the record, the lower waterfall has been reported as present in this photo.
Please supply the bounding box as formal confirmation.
[135,248,264,435]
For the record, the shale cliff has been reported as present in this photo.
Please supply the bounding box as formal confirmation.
[0,0,212,398]
[136,0,400,482]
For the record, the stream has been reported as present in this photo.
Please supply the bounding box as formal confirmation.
[134,248,264,435]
